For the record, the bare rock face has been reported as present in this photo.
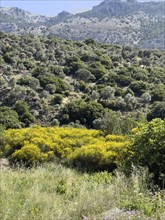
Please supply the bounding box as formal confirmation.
[0,22,18,32]
[0,158,10,168]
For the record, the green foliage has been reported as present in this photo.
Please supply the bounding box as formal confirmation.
[38,75,68,93]
[75,68,95,82]
[17,76,40,90]
[1,163,164,220]
[130,119,165,184]
[64,56,86,75]
[61,100,105,127]
[0,33,165,129]
[147,102,165,121]
[0,126,5,156]
[15,101,30,115]
[93,110,141,135]
[0,106,21,129]
[14,101,36,127]
[151,84,165,102]
[129,81,148,96]
[84,38,97,45]
[20,112,36,127]
[3,52,16,64]
[53,94,63,104]
[89,61,107,80]
[115,75,132,87]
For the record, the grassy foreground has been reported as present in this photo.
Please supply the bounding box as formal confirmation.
[0,163,165,220]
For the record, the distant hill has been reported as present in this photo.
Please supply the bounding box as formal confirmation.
[0,0,164,49]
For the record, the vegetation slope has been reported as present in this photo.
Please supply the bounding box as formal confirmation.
[0,32,165,132]
[0,31,165,219]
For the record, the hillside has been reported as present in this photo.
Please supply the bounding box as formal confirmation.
[0,0,164,49]
[0,32,165,131]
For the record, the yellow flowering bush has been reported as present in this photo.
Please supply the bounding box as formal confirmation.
[12,144,41,165]
[2,126,129,169]
[105,134,126,142]
[69,140,129,171]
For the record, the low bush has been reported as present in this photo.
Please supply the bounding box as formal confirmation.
[127,118,165,185]
[1,126,128,170]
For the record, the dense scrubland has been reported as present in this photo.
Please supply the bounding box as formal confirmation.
[0,32,165,131]
[0,32,165,219]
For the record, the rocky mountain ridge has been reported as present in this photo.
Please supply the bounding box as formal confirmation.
[0,0,164,49]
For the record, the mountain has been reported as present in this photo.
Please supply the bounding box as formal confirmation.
[79,0,164,18]
[0,0,165,49]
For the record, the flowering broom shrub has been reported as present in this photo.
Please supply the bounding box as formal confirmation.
[69,140,129,171]
[12,144,42,165]
[1,126,129,170]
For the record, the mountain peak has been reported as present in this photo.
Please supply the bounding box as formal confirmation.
[0,6,31,16]
[57,10,73,17]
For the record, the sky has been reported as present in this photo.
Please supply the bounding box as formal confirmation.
[1,0,102,16]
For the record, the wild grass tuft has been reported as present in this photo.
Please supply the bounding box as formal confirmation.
[0,163,164,220]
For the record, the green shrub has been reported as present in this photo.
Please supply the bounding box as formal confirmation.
[0,106,21,129]
[15,101,36,127]
[129,119,165,185]
[147,102,165,121]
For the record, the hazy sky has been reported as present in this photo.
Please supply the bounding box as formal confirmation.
[1,0,102,16]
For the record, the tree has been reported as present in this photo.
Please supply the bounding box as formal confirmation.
[61,100,104,128]
[53,94,63,104]
[93,110,122,134]
[14,101,36,127]
[18,76,40,90]
[38,75,68,93]
[0,106,21,129]
[100,86,115,100]
[151,84,165,102]
[130,119,165,185]
[75,69,95,82]
[140,92,151,105]
[129,81,148,96]
[124,93,138,110]
[91,90,100,101]
[64,56,85,75]
[147,102,165,121]
[89,62,107,80]
[45,84,56,94]
[7,86,27,104]
[84,38,97,45]
[93,110,138,135]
